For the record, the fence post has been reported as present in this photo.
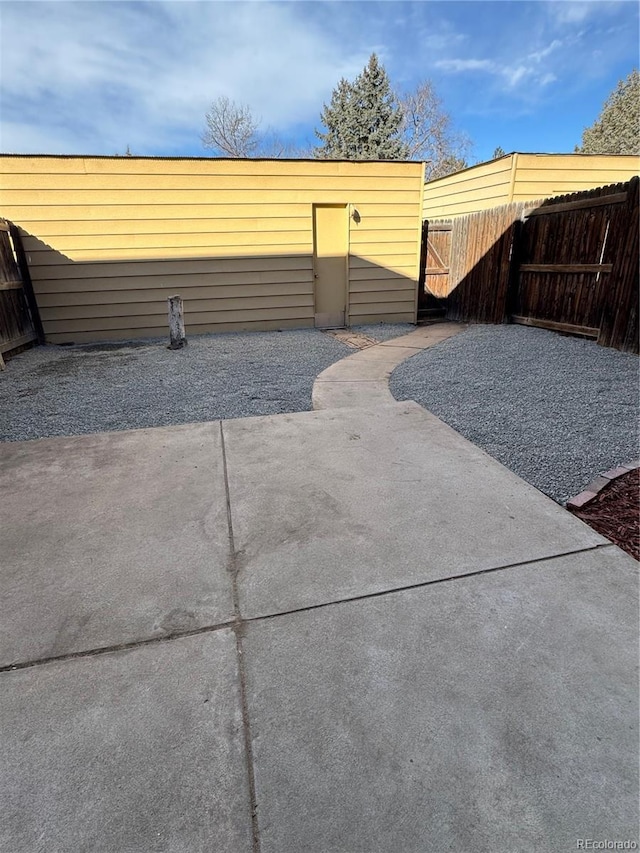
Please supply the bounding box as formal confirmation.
[504,214,525,323]
[417,221,428,310]
[597,176,639,352]
[8,222,45,344]
[167,296,187,349]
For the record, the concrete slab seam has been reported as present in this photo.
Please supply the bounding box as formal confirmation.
[240,542,616,626]
[2,541,616,675]
[219,420,261,853]
[0,619,236,674]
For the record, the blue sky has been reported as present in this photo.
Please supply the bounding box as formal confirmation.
[0,0,638,163]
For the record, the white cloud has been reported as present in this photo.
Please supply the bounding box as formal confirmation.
[504,65,529,88]
[436,57,536,89]
[547,1,600,25]
[549,2,593,25]
[528,39,563,63]
[0,1,369,155]
[436,49,563,92]
[436,59,495,73]
[546,0,628,27]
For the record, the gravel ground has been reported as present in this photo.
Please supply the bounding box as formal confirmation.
[0,329,353,441]
[390,324,639,504]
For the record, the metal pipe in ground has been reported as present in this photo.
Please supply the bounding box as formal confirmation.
[167,295,187,349]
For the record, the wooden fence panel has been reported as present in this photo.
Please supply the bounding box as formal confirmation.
[597,176,639,353]
[423,221,451,298]
[444,201,531,324]
[423,178,638,353]
[0,220,43,363]
[512,182,632,339]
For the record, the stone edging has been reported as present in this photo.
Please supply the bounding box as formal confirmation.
[566,460,639,510]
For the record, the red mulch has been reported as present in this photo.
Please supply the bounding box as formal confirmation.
[570,468,640,561]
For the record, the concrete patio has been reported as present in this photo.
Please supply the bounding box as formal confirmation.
[1,347,638,851]
[0,403,638,853]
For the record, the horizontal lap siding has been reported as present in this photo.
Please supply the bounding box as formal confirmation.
[7,158,418,177]
[0,157,423,341]
[45,317,315,344]
[422,153,640,220]
[512,154,640,202]
[347,312,413,324]
[422,157,513,219]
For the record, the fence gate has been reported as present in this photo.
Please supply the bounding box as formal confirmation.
[417,220,451,318]
[510,180,637,339]
[0,220,43,367]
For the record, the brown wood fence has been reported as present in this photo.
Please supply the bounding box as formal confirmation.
[0,220,44,367]
[422,177,639,353]
[422,221,451,297]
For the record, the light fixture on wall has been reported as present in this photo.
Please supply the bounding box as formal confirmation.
[351,206,361,224]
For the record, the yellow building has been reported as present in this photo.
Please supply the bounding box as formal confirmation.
[422,152,640,219]
[0,155,425,343]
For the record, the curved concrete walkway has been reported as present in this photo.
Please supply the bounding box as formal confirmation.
[312,322,466,410]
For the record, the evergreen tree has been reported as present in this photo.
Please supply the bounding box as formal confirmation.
[315,54,409,160]
[493,146,506,159]
[315,79,357,159]
[577,69,639,155]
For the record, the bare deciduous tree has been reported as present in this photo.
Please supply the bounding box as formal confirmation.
[202,96,305,158]
[202,96,260,157]
[399,81,472,178]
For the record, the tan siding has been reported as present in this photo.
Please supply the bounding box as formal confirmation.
[349,253,416,269]
[348,310,414,322]
[17,215,418,237]
[348,280,416,295]
[515,153,639,171]
[44,317,315,344]
[43,305,314,334]
[32,273,311,297]
[36,282,313,307]
[0,172,421,191]
[3,188,421,206]
[349,241,417,256]
[426,182,516,209]
[0,157,419,177]
[0,155,423,340]
[422,156,513,219]
[5,202,420,222]
[349,290,415,304]
[40,294,315,322]
[22,230,313,254]
[28,256,313,279]
[513,154,639,201]
[424,153,640,219]
[17,217,312,236]
[426,157,512,186]
[349,265,416,281]
[25,248,315,267]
